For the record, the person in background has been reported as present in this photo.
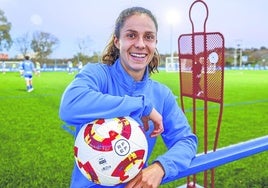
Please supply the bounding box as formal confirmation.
[67,60,74,74]
[12,63,16,71]
[59,6,197,188]
[20,56,36,92]
[19,61,24,77]
[2,61,6,74]
[77,61,83,72]
[35,61,41,76]
[192,56,204,97]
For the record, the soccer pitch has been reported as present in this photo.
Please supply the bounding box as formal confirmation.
[0,70,267,187]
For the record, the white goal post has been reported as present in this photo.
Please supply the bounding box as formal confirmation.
[165,56,179,72]
[1,61,21,72]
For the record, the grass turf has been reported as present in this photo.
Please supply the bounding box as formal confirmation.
[0,70,267,187]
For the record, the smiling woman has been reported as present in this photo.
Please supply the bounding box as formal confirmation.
[59,6,197,188]
[30,14,43,25]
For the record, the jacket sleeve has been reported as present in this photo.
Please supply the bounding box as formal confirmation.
[153,90,198,183]
[59,64,152,125]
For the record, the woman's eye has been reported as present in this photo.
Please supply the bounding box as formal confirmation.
[145,34,155,41]
[127,33,136,38]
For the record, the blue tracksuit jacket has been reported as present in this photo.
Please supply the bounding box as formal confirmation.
[59,59,197,188]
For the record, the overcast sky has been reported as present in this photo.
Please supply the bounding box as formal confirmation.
[1,0,268,58]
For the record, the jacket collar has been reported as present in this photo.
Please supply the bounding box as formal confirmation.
[110,58,149,93]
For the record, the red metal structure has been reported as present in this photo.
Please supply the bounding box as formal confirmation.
[178,1,225,187]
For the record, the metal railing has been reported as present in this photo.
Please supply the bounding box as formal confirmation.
[162,135,268,185]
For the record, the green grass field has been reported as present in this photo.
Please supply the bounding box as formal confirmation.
[0,70,267,188]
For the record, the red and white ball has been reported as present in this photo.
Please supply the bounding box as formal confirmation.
[74,116,148,186]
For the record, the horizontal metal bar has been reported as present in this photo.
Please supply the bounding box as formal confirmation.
[162,135,268,184]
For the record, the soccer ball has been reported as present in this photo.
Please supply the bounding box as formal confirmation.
[74,116,148,186]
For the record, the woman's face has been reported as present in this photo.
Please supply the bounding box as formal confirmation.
[114,13,157,80]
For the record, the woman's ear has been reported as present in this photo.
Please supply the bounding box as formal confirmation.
[114,36,120,49]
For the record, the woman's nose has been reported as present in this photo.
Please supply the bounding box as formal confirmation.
[135,36,146,49]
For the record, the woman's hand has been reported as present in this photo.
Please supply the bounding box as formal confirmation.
[141,108,164,137]
[125,162,165,188]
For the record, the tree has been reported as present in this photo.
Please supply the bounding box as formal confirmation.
[14,32,32,56]
[0,9,12,51]
[31,31,59,61]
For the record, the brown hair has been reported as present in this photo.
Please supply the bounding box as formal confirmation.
[101,7,160,74]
